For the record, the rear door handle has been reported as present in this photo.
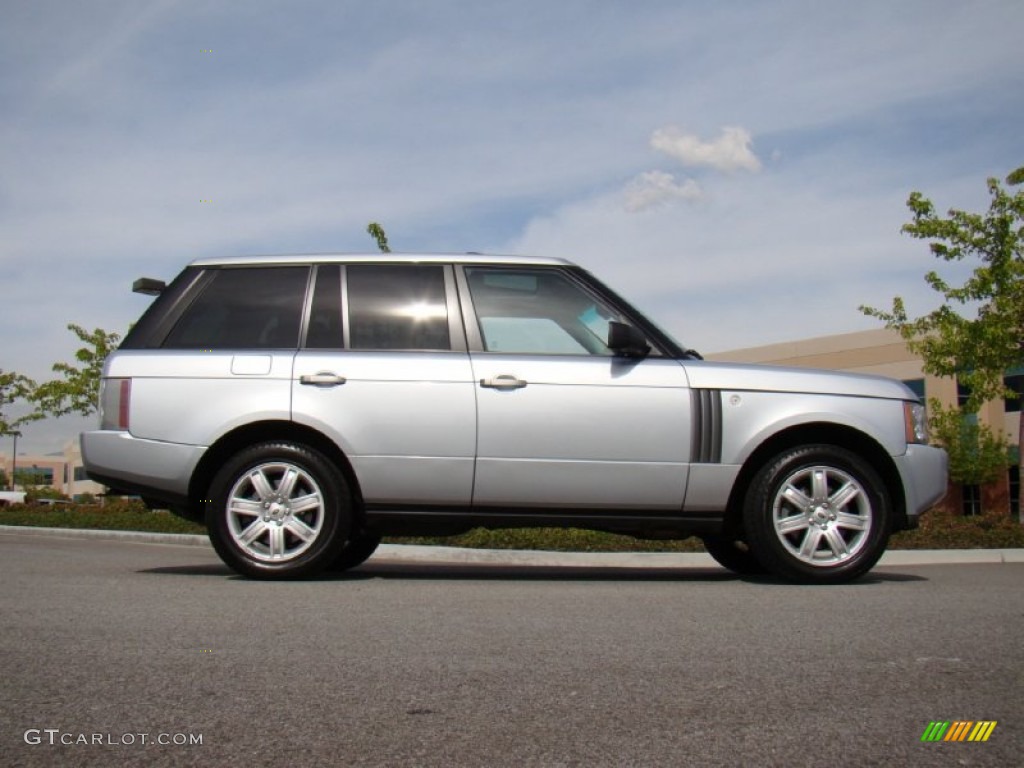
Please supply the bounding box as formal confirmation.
[480,375,528,390]
[300,372,347,387]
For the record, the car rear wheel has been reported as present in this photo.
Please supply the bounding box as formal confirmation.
[207,442,351,579]
[742,444,891,584]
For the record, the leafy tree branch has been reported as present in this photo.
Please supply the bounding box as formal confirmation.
[0,369,41,436]
[32,325,121,419]
[861,168,1023,513]
[367,222,391,253]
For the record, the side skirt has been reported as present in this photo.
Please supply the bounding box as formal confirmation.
[363,505,723,539]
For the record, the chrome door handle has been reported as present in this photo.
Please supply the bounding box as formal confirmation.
[299,372,347,387]
[480,375,527,390]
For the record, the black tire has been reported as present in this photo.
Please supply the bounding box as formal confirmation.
[701,535,768,575]
[330,533,382,572]
[742,444,891,584]
[206,442,352,579]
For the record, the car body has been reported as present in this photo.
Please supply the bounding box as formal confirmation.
[82,253,947,582]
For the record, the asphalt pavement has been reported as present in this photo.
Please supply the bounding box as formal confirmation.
[2,530,1021,768]
[1,523,1022,568]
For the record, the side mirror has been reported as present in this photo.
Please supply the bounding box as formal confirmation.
[608,321,651,358]
[133,277,166,296]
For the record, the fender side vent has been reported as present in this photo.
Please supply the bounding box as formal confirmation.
[690,389,722,464]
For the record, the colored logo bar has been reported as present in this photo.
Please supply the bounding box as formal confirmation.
[921,721,997,742]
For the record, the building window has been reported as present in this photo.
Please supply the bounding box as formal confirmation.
[902,379,925,400]
[1004,373,1023,413]
[955,377,978,425]
[956,378,972,408]
[15,466,53,485]
[962,484,982,516]
[73,466,89,482]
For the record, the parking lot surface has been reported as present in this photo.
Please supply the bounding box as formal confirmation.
[1,531,1021,767]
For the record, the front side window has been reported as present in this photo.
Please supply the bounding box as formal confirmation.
[346,265,450,350]
[163,267,309,349]
[465,268,623,355]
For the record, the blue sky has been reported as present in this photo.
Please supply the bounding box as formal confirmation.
[2,0,1022,453]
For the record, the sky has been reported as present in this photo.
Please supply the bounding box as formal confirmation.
[2,0,1022,454]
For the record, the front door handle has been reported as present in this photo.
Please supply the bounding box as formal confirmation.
[300,372,347,387]
[480,375,528,390]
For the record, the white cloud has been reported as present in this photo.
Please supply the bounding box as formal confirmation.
[505,160,982,357]
[651,126,762,173]
[624,171,702,212]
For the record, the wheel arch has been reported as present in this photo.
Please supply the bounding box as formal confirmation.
[722,422,908,536]
[187,420,364,520]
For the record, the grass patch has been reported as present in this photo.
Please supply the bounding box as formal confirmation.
[1,503,1020,551]
[890,509,1024,550]
[386,528,705,552]
[0,501,205,535]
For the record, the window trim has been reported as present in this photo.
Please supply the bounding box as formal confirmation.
[300,264,343,350]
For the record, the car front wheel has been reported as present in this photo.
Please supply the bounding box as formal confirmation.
[742,445,891,584]
[207,442,351,579]
[701,535,768,575]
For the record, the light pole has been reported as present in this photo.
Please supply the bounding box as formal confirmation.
[10,431,19,491]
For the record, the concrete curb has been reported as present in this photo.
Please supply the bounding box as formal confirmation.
[2,524,1022,567]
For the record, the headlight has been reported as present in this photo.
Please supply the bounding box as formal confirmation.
[904,401,928,444]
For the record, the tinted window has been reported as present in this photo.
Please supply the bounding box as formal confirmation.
[465,268,623,355]
[163,266,309,349]
[347,265,449,350]
[305,264,343,349]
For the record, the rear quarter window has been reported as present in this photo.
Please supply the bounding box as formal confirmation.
[162,266,310,349]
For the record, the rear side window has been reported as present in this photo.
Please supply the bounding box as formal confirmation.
[163,266,309,349]
[346,265,450,350]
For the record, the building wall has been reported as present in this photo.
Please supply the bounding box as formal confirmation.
[0,440,104,498]
[710,328,1019,516]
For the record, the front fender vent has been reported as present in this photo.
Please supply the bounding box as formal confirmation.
[691,389,722,464]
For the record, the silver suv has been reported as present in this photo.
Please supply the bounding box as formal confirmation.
[81,253,947,583]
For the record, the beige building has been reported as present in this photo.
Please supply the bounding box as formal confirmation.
[711,328,1021,517]
[1,440,104,498]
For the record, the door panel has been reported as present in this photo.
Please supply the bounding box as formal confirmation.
[293,352,476,505]
[293,263,475,506]
[471,355,691,509]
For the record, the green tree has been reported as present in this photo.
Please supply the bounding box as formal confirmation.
[367,222,391,253]
[861,168,1023,515]
[927,404,1013,486]
[0,369,41,436]
[33,324,121,419]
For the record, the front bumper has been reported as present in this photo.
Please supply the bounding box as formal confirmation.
[894,443,949,525]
